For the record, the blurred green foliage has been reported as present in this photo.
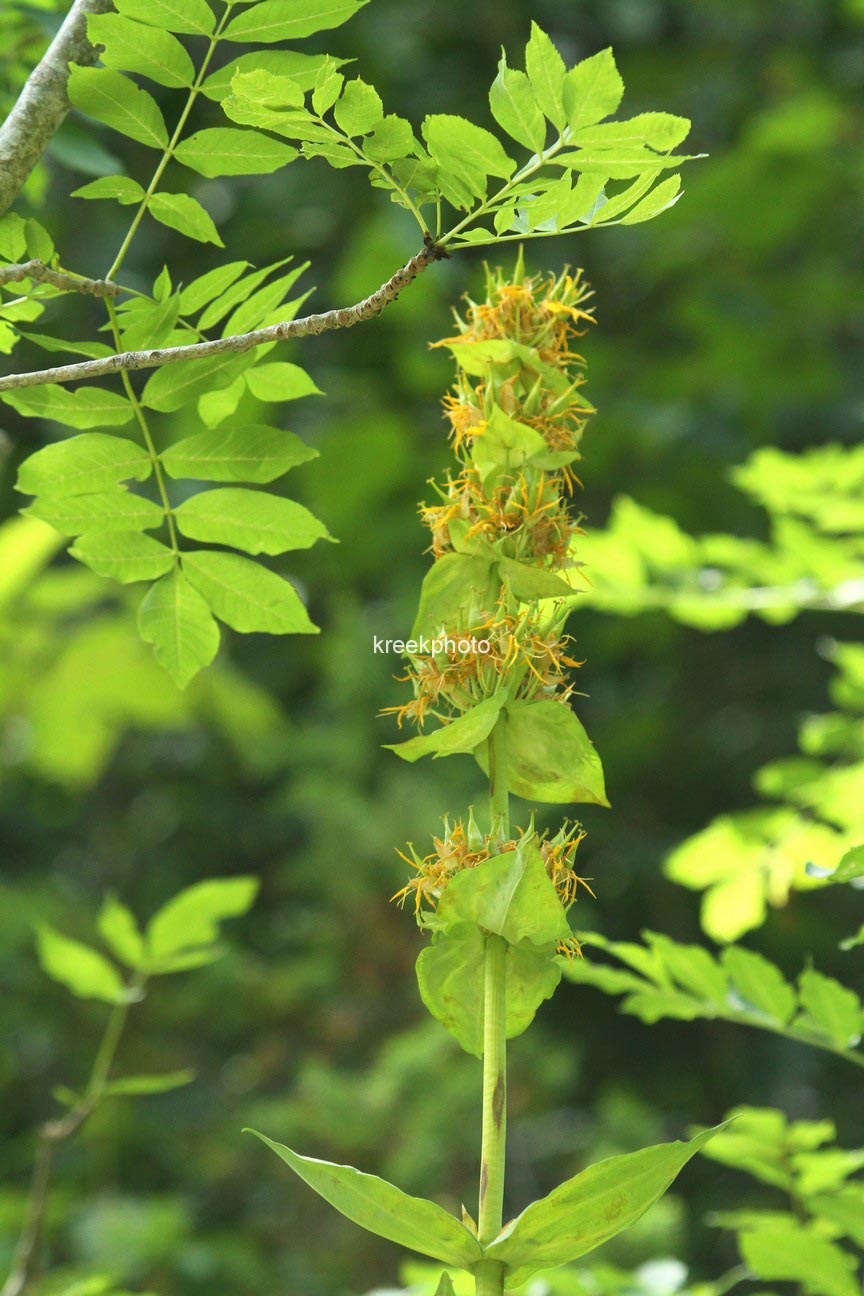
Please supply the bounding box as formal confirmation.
[1,2,863,1296]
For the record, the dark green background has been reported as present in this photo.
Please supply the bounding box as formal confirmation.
[1,1,862,1293]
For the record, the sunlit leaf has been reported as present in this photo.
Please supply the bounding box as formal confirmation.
[68,65,168,148]
[182,550,319,635]
[37,925,126,1004]
[138,568,220,686]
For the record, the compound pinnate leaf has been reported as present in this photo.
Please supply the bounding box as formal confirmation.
[174,488,332,555]
[71,532,175,584]
[3,385,134,430]
[385,695,506,763]
[422,114,515,202]
[475,700,608,806]
[142,352,251,413]
[98,894,145,969]
[138,568,220,687]
[485,1125,724,1286]
[16,434,151,498]
[26,491,164,536]
[72,175,146,205]
[68,65,168,148]
[162,425,317,483]
[147,877,259,963]
[86,13,194,88]
[202,52,342,102]
[182,550,319,635]
[489,55,546,154]
[149,192,223,246]
[223,0,368,44]
[525,23,566,129]
[244,362,321,402]
[620,174,683,224]
[37,926,126,1004]
[562,48,624,131]
[174,127,297,177]
[246,1129,483,1266]
[115,0,215,36]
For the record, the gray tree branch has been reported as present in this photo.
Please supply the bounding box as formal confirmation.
[0,0,114,218]
[0,260,119,296]
[0,241,445,393]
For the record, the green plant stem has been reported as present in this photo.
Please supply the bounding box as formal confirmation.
[1,981,140,1296]
[475,721,510,1296]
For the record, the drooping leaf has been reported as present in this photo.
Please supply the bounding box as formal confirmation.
[385,695,506,763]
[148,192,223,245]
[16,434,151,498]
[489,55,546,153]
[182,550,319,635]
[86,13,194,88]
[244,362,321,401]
[485,1126,723,1286]
[162,425,317,483]
[138,568,220,687]
[37,926,126,1004]
[223,0,368,44]
[245,1129,483,1266]
[147,875,259,962]
[67,65,168,149]
[98,894,146,969]
[70,532,175,583]
[474,700,609,806]
[142,352,251,413]
[25,490,164,536]
[174,488,332,555]
[3,386,134,430]
[114,0,215,36]
[174,127,297,177]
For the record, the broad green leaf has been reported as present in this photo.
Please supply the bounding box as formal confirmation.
[202,52,344,102]
[16,434,151,498]
[385,695,506,763]
[98,894,145,968]
[798,969,862,1048]
[489,55,546,153]
[0,212,27,261]
[182,550,319,635]
[411,552,498,639]
[70,532,175,583]
[474,700,609,806]
[486,1126,723,1286]
[498,557,574,601]
[178,261,250,314]
[175,488,332,555]
[162,425,317,483]
[116,292,181,352]
[643,932,727,1004]
[416,926,561,1057]
[313,58,345,116]
[3,385,133,430]
[562,48,623,131]
[115,0,215,36]
[834,845,864,882]
[525,23,566,129]
[246,1129,483,1266]
[198,376,246,428]
[620,174,683,224]
[223,0,368,44]
[67,65,168,149]
[739,1225,859,1296]
[722,947,796,1024]
[37,926,126,1004]
[810,1186,864,1248]
[175,128,297,177]
[149,192,223,246]
[438,840,570,948]
[147,876,259,961]
[142,352,251,412]
[333,78,383,136]
[363,114,414,163]
[558,148,686,179]
[72,175,146,204]
[138,568,220,686]
[573,113,691,151]
[86,14,194,88]
[244,362,321,401]
[25,490,164,536]
[104,1068,195,1096]
[422,114,515,201]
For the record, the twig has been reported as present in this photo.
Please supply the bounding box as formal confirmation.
[0,260,120,297]
[0,0,114,217]
[0,239,447,394]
